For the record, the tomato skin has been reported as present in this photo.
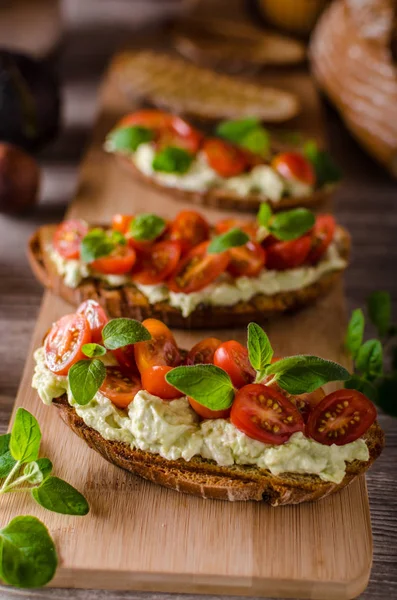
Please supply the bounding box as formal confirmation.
[188,397,231,420]
[307,214,336,264]
[112,214,133,234]
[90,246,136,275]
[132,240,181,285]
[134,318,181,374]
[186,337,222,365]
[306,389,377,446]
[272,152,315,186]
[231,383,305,445]
[44,314,91,376]
[265,235,311,270]
[100,367,142,409]
[118,110,175,130]
[169,210,210,255]
[203,138,248,177]
[113,344,139,376]
[215,218,258,240]
[227,241,266,277]
[53,219,88,259]
[214,341,255,389]
[76,300,108,344]
[168,240,230,294]
[141,365,184,400]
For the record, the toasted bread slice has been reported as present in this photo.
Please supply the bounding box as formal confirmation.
[111,51,300,123]
[53,395,384,504]
[28,224,350,329]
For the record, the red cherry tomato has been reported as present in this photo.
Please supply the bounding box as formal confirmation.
[307,214,336,264]
[134,319,181,374]
[214,340,255,389]
[53,219,88,259]
[227,241,266,277]
[231,383,305,445]
[168,240,229,294]
[215,218,258,241]
[112,214,133,234]
[90,246,136,275]
[265,236,311,270]
[169,210,210,255]
[186,337,222,365]
[44,314,91,376]
[118,110,175,130]
[272,152,315,186]
[76,300,108,344]
[113,344,139,376]
[141,365,184,400]
[188,397,231,420]
[100,367,142,409]
[133,241,181,285]
[306,389,377,446]
[202,138,248,177]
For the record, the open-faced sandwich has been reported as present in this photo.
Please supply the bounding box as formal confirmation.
[104,110,341,212]
[28,206,350,329]
[32,308,384,504]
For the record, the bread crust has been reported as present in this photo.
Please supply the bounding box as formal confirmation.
[52,395,384,505]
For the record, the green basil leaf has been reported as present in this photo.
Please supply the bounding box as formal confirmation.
[239,128,270,157]
[265,355,350,395]
[208,228,249,254]
[80,229,114,263]
[367,291,391,337]
[0,516,57,588]
[10,408,41,463]
[345,308,365,359]
[106,125,153,153]
[82,343,107,358]
[268,208,315,241]
[247,322,273,379]
[23,458,53,485]
[0,434,16,479]
[344,375,378,403]
[216,117,260,143]
[31,476,89,516]
[166,365,235,411]
[68,359,106,406]
[129,213,166,241]
[356,339,383,380]
[152,146,193,174]
[110,230,126,246]
[257,202,272,227]
[303,140,342,187]
[102,318,151,350]
[374,375,397,416]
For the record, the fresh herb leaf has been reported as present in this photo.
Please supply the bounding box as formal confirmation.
[303,140,342,187]
[265,355,350,395]
[0,434,16,478]
[216,117,260,143]
[247,323,273,381]
[345,308,365,359]
[68,359,106,406]
[80,229,115,263]
[23,458,53,485]
[208,228,249,254]
[110,230,126,246]
[31,476,89,516]
[257,203,272,227]
[268,208,315,241]
[152,146,193,174]
[356,339,383,380]
[238,128,270,157]
[367,291,391,337]
[106,125,153,153]
[10,408,41,463]
[345,375,378,403]
[0,516,57,588]
[166,365,235,411]
[102,318,151,350]
[82,343,107,358]
[129,213,166,241]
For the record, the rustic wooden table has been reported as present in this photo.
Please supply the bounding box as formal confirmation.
[0,7,396,600]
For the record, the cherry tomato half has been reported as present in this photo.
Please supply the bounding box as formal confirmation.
[134,318,181,374]
[188,397,231,420]
[100,367,142,409]
[307,214,336,264]
[265,236,311,270]
[112,214,133,234]
[231,383,305,445]
[90,246,136,275]
[168,240,229,294]
[76,300,108,344]
[53,219,88,259]
[186,337,222,365]
[214,340,255,389]
[203,138,248,177]
[215,218,258,241]
[169,210,210,255]
[133,241,181,285]
[141,365,184,400]
[271,152,315,186]
[306,389,377,446]
[45,314,91,376]
[113,344,139,376]
[227,241,266,278]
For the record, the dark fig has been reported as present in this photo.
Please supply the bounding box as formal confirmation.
[0,49,60,152]
[0,143,40,214]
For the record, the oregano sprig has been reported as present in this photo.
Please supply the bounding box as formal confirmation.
[256,203,315,242]
[80,228,126,264]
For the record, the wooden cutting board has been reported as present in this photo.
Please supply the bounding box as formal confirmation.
[1,56,373,599]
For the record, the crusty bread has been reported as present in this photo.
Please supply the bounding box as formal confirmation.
[27,224,350,330]
[53,395,384,504]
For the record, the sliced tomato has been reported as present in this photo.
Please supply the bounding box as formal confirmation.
[141,365,184,400]
[215,218,258,240]
[156,127,203,154]
[214,340,255,389]
[306,389,377,446]
[168,240,229,294]
[53,219,88,259]
[90,246,136,275]
[112,214,133,234]
[227,241,266,278]
[117,110,175,131]
[76,300,108,344]
[100,367,142,409]
[113,344,139,376]
[186,337,222,366]
[271,151,315,186]
[202,138,248,177]
[188,397,231,420]
[230,383,305,444]
[307,214,336,264]
[265,235,311,270]
[169,210,210,255]
[134,318,181,374]
[44,314,91,376]
[133,241,181,285]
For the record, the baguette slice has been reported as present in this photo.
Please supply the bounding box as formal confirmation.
[53,395,384,504]
[28,224,350,330]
